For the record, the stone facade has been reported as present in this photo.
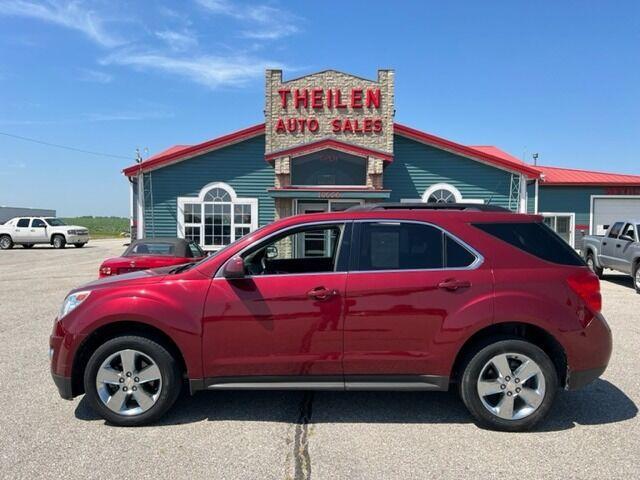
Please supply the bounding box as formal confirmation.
[265,69,395,155]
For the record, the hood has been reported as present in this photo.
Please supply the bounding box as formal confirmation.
[79,265,176,291]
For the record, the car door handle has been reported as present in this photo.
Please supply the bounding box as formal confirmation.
[438,279,472,291]
[603,242,607,246]
[616,244,621,248]
[307,286,336,300]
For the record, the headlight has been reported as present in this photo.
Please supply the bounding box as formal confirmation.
[68,229,78,235]
[59,291,91,318]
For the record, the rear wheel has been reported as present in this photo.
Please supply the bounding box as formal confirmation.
[0,235,13,250]
[84,335,182,426]
[52,235,66,249]
[460,338,558,432]
[586,253,603,279]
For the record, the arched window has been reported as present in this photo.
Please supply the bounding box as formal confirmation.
[422,183,463,204]
[177,182,258,250]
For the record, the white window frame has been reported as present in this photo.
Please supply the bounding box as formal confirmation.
[540,212,575,247]
[177,182,258,251]
[401,183,484,205]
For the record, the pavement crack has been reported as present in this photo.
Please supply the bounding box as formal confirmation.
[286,392,314,480]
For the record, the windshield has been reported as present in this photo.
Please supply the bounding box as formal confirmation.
[45,218,66,226]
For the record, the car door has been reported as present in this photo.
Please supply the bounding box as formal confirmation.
[200,222,351,386]
[612,223,637,273]
[28,218,49,243]
[12,218,31,242]
[600,222,623,268]
[343,220,493,388]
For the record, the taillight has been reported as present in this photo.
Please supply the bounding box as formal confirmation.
[100,266,112,276]
[566,270,602,319]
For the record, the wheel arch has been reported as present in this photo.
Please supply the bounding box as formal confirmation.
[584,245,600,266]
[50,232,66,244]
[450,321,568,388]
[70,321,188,397]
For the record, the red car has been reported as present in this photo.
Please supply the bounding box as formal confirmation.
[50,204,611,431]
[98,238,205,278]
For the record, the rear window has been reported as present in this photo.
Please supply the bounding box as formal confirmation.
[129,242,176,256]
[473,222,585,266]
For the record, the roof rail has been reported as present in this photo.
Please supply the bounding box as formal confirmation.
[347,202,511,212]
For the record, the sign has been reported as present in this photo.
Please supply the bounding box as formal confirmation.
[265,69,395,156]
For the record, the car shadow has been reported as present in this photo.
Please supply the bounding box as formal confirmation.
[6,245,97,251]
[74,378,636,432]
[601,274,636,291]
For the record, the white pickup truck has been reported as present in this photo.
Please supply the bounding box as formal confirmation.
[0,217,89,249]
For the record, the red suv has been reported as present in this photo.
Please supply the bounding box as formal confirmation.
[50,204,612,431]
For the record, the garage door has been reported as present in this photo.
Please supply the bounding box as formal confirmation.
[592,196,640,235]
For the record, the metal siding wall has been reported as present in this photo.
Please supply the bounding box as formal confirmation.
[526,183,536,213]
[144,135,274,237]
[537,186,606,227]
[386,135,514,208]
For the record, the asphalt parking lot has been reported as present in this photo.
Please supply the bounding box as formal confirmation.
[0,238,638,479]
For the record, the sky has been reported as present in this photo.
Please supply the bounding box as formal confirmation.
[0,0,638,217]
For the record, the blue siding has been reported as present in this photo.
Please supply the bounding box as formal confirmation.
[386,135,516,209]
[537,186,606,227]
[143,135,273,237]
[526,182,536,213]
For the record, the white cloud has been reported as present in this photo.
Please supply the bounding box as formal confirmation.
[196,0,300,40]
[101,49,285,89]
[155,29,198,52]
[79,68,113,83]
[0,0,124,47]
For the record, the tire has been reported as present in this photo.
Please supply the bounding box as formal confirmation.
[22,244,34,249]
[74,243,85,248]
[459,338,558,432]
[83,335,182,426]
[0,235,13,250]
[52,235,66,249]
[586,252,603,279]
[633,262,640,294]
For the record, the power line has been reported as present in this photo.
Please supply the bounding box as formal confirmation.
[0,130,133,160]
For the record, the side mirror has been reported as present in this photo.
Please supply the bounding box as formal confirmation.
[223,256,245,279]
[265,245,278,259]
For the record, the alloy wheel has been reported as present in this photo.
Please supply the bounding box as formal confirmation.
[635,267,640,289]
[0,237,10,249]
[96,349,163,416]
[476,352,546,421]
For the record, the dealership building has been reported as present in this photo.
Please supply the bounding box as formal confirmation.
[124,69,640,250]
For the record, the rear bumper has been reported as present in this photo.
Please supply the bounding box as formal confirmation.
[566,365,607,390]
[52,373,73,400]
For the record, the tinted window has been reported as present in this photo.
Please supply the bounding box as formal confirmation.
[356,222,443,271]
[31,219,46,228]
[621,224,636,241]
[17,218,30,227]
[243,224,343,275]
[188,242,205,258]
[129,243,175,255]
[44,218,66,226]
[474,222,585,266]
[445,235,477,268]
[608,222,623,238]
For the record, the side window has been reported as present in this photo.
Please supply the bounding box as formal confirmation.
[17,218,30,227]
[356,222,443,271]
[445,235,477,268]
[608,222,623,238]
[243,224,344,276]
[32,219,46,228]
[188,242,204,258]
[621,224,636,241]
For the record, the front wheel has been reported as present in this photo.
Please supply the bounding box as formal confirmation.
[84,336,182,426]
[459,339,558,432]
[586,253,603,279]
[633,262,640,294]
[52,235,66,249]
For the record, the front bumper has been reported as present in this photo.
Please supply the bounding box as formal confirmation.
[52,373,73,399]
[566,365,607,390]
[67,234,89,244]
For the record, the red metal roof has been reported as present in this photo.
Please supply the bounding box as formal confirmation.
[467,145,527,165]
[536,165,640,186]
[265,138,393,162]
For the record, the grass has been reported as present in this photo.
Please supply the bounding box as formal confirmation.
[61,216,129,239]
